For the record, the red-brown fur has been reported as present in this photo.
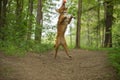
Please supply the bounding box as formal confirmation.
[54,2,73,59]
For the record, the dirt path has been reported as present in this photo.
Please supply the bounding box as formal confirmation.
[0,49,117,80]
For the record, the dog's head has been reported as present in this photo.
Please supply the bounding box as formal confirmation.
[56,2,68,14]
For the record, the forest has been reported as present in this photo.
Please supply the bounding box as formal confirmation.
[0,0,120,79]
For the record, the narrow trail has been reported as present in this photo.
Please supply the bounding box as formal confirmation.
[0,49,117,80]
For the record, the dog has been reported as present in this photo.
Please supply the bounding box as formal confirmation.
[54,1,73,59]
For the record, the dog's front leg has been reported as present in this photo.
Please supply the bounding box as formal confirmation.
[68,16,74,24]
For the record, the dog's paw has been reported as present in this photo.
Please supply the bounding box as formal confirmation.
[71,16,76,19]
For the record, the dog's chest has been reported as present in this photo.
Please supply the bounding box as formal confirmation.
[63,13,71,24]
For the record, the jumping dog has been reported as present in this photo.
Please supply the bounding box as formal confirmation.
[54,1,73,59]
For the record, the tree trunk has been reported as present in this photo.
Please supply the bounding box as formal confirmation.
[104,0,113,47]
[87,20,90,47]
[101,26,105,47]
[97,0,100,48]
[75,0,82,48]
[35,0,43,42]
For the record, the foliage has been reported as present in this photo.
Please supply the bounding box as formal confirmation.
[0,0,55,56]
[112,4,120,48]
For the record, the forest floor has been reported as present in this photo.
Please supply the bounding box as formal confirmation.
[0,49,118,80]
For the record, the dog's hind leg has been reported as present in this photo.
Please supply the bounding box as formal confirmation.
[62,40,72,59]
[54,39,60,59]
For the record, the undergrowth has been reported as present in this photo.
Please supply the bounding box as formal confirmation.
[0,40,54,56]
[108,48,120,79]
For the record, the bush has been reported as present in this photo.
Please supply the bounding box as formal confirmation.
[0,40,27,56]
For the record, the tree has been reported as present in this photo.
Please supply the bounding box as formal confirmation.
[75,0,82,48]
[14,0,27,43]
[97,0,100,48]
[0,0,3,40]
[104,0,113,47]
[16,0,23,24]
[35,0,43,42]
[27,0,34,40]
[0,0,8,40]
